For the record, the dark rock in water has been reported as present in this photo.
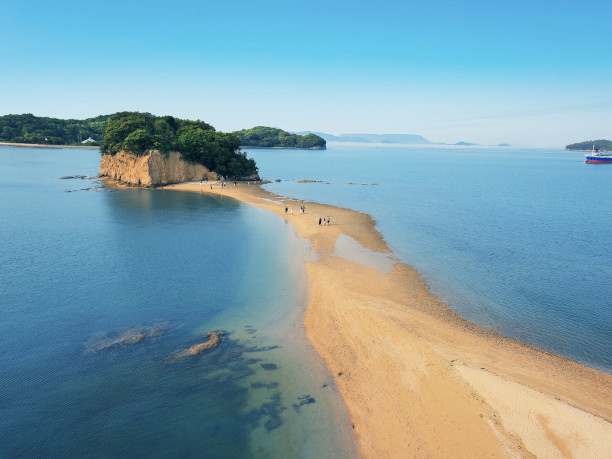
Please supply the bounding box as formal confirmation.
[264,416,282,431]
[244,345,279,353]
[261,363,277,371]
[298,394,315,405]
[251,381,280,389]
[293,394,316,412]
[245,391,286,430]
[59,175,87,180]
[244,328,257,334]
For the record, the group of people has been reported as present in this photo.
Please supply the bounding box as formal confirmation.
[285,205,307,215]
[283,204,329,226]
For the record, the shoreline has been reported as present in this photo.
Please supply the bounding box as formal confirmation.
[162,180,612,457]
[0,141,100,150]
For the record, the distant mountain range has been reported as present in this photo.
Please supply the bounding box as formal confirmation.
[294,132,509,147]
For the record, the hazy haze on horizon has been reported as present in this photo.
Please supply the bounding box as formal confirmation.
[1,0,610,148]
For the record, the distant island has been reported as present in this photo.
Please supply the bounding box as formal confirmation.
[295,132,509,147]
[0,113,109,145]
[233,126,326,149]
[295,131,432,144]
[565,139,612,152]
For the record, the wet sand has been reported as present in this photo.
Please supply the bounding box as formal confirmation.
[163,180,612,458]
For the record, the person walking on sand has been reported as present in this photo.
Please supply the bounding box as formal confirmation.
[290,208,294,215]
[326,216,330,225]
[318,217,322,226]
[285,206,288,214]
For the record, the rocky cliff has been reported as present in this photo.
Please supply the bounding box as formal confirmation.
[99,150,217,187]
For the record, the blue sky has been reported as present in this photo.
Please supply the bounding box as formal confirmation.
[1,0,611,147]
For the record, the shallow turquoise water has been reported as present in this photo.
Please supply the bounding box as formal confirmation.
[0,146,357,457]
[247,143,612,373]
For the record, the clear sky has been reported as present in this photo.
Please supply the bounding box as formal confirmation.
[1,0,611,147]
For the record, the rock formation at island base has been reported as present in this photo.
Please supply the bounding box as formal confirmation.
[100,150,217,187]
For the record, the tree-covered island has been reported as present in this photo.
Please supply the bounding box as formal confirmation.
[233,126,326,149]
[101,112,257,178]
[565,139,612,152]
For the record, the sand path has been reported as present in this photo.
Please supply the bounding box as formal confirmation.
[163,181,612,458]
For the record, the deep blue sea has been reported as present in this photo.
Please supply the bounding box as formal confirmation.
[245,143,612,373]
[0,146,357,458]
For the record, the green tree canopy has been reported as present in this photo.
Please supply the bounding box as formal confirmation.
[0,113,109,145]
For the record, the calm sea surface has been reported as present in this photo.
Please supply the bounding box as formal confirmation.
[246,143,612,373]
[0,146,357,458]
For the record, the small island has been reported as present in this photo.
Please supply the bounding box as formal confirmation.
[565,139,612,152]
[99,112,258,186]
[233,126,326,149]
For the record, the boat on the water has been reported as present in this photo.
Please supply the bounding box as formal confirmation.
[585,145,612,163]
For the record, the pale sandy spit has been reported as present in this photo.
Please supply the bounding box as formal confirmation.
[162,181,611,459]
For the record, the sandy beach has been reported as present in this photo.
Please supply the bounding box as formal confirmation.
[164,180,612,458]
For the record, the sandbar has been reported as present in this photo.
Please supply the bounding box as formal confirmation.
[163,180,612,458]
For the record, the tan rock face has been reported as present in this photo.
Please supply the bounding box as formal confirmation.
[99,150,217,186]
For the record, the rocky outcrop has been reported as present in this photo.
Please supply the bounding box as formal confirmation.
[166,331,225,361]
[100,150,217,187]
[187,331,224,355]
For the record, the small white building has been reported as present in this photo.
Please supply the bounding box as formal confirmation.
[82,137,96,144]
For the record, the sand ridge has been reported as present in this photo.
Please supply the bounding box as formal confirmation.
[163,180,612,458]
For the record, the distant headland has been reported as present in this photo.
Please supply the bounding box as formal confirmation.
[233,126,326,149]
[565,139,612,152]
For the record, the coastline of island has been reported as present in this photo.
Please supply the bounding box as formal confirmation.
[160,180,612,458]
[0,141,100,150]
[239,145,326,150]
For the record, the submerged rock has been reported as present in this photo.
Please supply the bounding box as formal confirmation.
[292,394,316,412]
[59,175,87,180]
[87,323,167,352]
[261,363,278,371]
